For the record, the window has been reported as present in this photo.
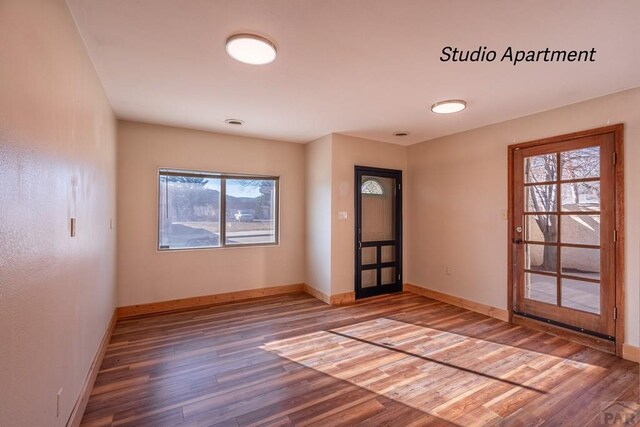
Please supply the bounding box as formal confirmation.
[158,169,278,250]
[361,179,384,195]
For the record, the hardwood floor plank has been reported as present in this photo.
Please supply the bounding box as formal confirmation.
[305,397,386,427]
[80,292,638,426]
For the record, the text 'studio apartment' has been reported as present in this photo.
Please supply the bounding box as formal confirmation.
[2,1,639,426]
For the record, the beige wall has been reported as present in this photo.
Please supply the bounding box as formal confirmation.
[117,121,305,306]
[0,1,117,425]
[0,5,635,426]
[331,134,408,295]
[407,88,640,346]
[305,135,333,295]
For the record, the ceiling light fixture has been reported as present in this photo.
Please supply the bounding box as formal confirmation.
[225,118,244,126]
[393,132,410,137]
[431,99,467,114]
[225,34,277,65]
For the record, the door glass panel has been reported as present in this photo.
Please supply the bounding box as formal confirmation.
[362,247,376,265]
[381,246,395,263]
[526,244,557,274]
[361,176,396,242]
[526,185,557,212]
[381,267,396,285]
[561,278,600,314]
[362,270,376,288]
[560,147,600,180]
[525,154,557,183]
[561,247,600,280]
[561,215,600,245]
[561,182,600,212]
[525,214,557,242]
[525,272,557,305]
[515,138,613,336]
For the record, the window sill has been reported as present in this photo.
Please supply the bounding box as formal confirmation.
[157,242,280,253]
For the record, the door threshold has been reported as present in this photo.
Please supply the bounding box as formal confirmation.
[513,313,616,355]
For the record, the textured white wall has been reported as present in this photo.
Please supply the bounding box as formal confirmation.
[0,0,117,425]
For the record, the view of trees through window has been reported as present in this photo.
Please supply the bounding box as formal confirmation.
[159,171,277,249]
[524,146,602,313]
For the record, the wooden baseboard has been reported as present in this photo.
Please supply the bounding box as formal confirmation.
[302,284,330,304]
[67,308,117,427]
[117,284,304,318]
[330,291,356,306]
[623,343,640,363]
[404,283,510,322]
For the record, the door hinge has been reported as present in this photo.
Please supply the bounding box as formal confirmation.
[614,307,618,320]
[613,152,617,165]
[398,183,401,190]
[614,230,618,242]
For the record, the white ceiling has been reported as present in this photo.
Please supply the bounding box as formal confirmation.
[67,0,640,146]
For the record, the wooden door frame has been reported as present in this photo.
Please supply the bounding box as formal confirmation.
[354,165,403,299]
[507,124,624,356]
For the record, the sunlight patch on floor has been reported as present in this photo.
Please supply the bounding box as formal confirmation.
[262,318,600,426]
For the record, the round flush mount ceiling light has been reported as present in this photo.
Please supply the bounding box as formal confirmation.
[225,34,277,65]
[431,99,467,114]
[225,118,244,126]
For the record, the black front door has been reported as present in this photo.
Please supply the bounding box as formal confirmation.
[355,166,402,299]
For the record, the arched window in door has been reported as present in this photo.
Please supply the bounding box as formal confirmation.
[361,179,384,195]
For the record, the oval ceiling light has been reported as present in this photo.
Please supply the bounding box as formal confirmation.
[225,34,277,65]
[431,99,467,114]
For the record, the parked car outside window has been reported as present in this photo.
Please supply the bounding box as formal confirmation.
[234,210,254,222]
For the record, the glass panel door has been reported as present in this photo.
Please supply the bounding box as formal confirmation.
[512,133,616,338]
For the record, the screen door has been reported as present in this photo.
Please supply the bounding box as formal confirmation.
[355,166,402,299]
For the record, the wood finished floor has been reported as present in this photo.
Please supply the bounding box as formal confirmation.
[81,292,639,426]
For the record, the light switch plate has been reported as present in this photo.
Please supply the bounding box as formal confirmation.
[57,388,63,418]
[338,211,348,220]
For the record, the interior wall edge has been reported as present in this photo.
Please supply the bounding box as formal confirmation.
[302,284,330,304]
[304,134,334,297]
